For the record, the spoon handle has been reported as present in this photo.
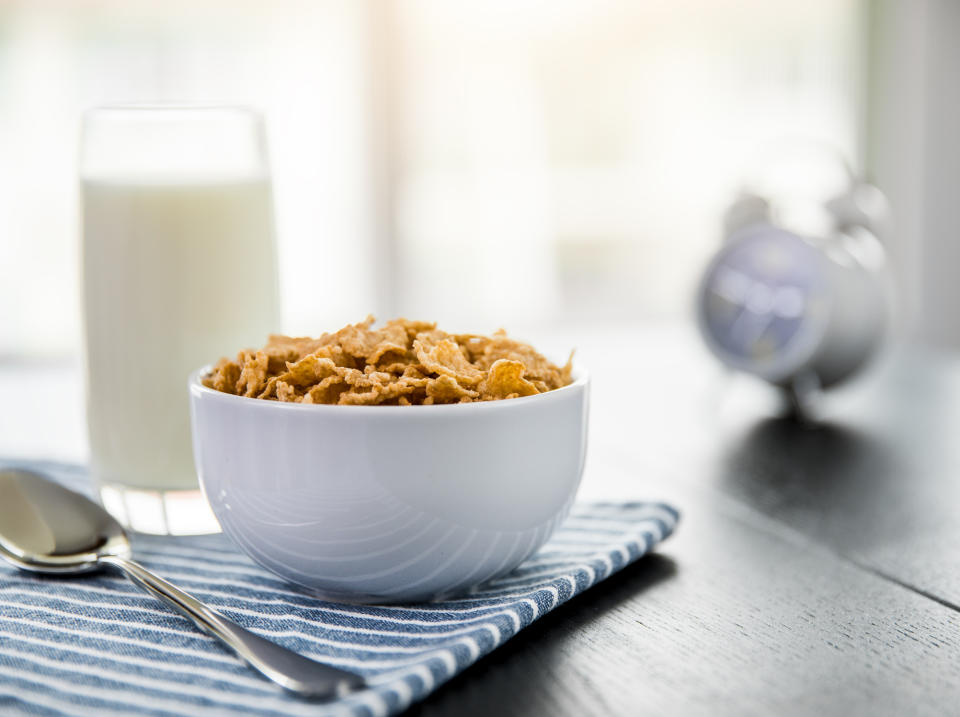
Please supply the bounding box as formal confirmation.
[98,554,365,699]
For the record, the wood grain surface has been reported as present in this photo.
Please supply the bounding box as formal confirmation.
[3,327,958,715]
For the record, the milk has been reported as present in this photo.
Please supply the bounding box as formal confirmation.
[82,177,279,497]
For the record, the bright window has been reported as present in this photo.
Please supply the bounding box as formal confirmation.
[0,0,861,357]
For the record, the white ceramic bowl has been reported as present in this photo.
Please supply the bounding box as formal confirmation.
[189,368,589,603]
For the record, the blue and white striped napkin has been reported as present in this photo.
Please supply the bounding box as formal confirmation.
[0,460,679,717]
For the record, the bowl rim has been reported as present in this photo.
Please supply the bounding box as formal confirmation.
[189,364,588,413]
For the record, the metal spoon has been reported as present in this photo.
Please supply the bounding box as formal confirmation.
[0,468,365,700]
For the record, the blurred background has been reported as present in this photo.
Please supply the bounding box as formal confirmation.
[0,0,958,358]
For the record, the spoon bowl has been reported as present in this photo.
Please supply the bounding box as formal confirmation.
[0,468,130,573]
[0,468,364,700]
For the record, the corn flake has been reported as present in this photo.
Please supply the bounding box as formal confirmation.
[478,359,540,400]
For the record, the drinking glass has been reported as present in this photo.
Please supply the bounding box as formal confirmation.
[80,105,280,535]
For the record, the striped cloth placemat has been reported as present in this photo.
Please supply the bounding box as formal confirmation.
[0,460,679,717]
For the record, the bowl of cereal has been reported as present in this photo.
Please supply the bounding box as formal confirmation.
[189,317,588,603]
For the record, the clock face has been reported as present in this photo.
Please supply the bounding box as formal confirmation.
[700,227,827,371]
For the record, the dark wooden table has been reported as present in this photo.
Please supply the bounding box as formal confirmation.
[406,326,960,716]
[3,326,958,715]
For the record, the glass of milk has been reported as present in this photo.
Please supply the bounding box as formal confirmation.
[80,106,280,535]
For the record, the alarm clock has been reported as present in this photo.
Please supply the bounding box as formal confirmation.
[697,170,892,394]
